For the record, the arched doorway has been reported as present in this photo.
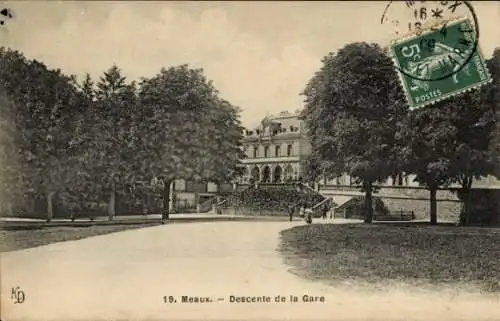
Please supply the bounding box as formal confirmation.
[284,164,294,182]
[262,166,271,183]
[250,166,260,182]
[273,165,283,183]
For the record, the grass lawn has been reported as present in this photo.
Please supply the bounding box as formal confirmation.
[0,223,160,253]
[279,223,500,293]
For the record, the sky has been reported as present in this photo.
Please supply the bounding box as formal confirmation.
[1,1,499,128]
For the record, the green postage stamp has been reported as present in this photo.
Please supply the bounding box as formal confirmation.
[390,17,491,110]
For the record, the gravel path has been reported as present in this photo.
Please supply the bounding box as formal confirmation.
[1,219,499,321]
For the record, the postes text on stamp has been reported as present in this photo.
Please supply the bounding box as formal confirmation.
[390,17,491,110]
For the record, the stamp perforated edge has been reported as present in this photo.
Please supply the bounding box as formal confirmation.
[385,16,493,110]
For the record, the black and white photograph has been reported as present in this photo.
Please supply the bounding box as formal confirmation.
[1,1,499,320]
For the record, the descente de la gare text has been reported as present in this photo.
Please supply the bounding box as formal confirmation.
[163,295,326,304]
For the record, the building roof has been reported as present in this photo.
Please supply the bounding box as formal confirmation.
[246,110,302,131]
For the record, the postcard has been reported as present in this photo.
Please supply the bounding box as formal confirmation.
[1,1,499,320]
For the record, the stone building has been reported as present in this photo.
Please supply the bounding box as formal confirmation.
[239,111,311,184]
[171,109,500,211]
[237,110,422,187]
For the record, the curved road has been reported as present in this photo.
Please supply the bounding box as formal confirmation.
[2,220,499,321]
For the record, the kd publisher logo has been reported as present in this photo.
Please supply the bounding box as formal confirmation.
[11,286,26,304]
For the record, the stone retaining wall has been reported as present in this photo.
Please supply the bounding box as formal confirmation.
[380,198,461,222]
[322,185,462,222]
[374,186,459,201]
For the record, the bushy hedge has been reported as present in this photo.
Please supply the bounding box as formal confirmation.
[221,184,325,213]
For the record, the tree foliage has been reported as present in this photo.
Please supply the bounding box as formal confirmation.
[398,51,498,224]
[0,48,85,219]
[137,65,244,220]
[486,48,500,178]
[0,90,24,214]
[300,42,407,223]
[0,49,243,221]
[398,50,498,225]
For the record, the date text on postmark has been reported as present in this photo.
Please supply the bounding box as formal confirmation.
[390,17,491,110]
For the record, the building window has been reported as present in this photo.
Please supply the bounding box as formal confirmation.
[287,144,293,156]
[253,146,258,158]
[264,146,269,158]
[275,145,281,157]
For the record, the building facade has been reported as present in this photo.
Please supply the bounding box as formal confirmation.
[237,110,419,187]
[239,111,311,184]
[239,111,500,189]
[171,109,500,202]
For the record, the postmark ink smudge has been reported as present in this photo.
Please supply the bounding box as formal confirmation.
[382,1,480,82]
[0,8,14,27]
[390,17,491,110]
[382,1,491,110]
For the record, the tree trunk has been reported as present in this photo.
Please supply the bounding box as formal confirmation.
[47,192,55,222]
[7,202,13,216]
[162,180,172,223]
[29,196,35,214]
[429,186,437,225]
[364,183,374,223]
[108,183,116,221]
[170,182,175,213]
[459,190,471,225]
[458,178,473,226]
[195,192,199,214]
[97,198,102,216]
[465,190,472,224]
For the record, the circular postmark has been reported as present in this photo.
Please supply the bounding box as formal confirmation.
[381,1,480,82]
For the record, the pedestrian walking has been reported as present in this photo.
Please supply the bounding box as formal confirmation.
[305,207,313,224]
[322,205,328,220]
[288,204,295,222]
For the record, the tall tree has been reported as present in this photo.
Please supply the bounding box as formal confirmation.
[26,63,82,220]
[0,48,83,220]
[79,73,95,102]
[0,90,24,215]
[96,65,127,100]
[398,106,462,225]
[301,42,407,223]
[448,91,495,225]
[486,48,500,178]
[94,65,135,219]
[137,65,243,222]
[398,50,499,225]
